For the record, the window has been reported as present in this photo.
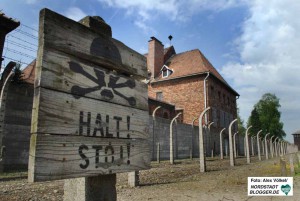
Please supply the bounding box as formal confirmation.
[218,91,221,100]
[161,65,173,78]
[156,92,163,101]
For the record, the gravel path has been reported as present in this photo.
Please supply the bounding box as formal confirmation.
[0,155,299,201]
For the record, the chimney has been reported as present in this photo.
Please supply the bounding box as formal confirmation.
[147,37,164,78]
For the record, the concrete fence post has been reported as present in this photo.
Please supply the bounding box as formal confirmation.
[170,113,182,164]
[229,119,238,166]
[280,157,287,176]
[270,136,275,158]
[157,143,160,163]
[251,136,255,156]
[219,128,226,160]
[233,132,238,158]
[290,155,295,176]
[0,72,14,173]
[191,117,198,160]
[256,130,263,161]
[152,106,161,160]
[265,133,270,160]
[274,137,279,157]
[245,126,252,164]
[199,107,210,172]
[208,122,214,158]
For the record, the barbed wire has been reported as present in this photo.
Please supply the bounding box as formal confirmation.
[20,23,38,33]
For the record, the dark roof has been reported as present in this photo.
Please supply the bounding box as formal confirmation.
[148,97,175,109]
[0,12,20,33]
[292,130,300,135]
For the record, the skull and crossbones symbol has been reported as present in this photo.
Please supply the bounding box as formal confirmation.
[69,61,136,106]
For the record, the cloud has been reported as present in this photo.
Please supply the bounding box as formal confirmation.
[25,0,40,4]
[221,0,300,141]
[64,7,88,21]
[98,0,246,30]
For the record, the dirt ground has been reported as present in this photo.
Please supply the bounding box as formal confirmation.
[0,154,299,201]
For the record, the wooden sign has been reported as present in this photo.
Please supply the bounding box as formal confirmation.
[28,8,150,182]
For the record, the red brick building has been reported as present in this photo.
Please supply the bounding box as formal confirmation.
[146,37,239,129]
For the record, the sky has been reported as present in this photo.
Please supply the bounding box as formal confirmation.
[1,0,299,143]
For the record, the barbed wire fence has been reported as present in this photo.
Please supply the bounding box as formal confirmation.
[1,23,38,73]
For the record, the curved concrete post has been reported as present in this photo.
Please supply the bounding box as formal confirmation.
[245,126,252,164]
[270,136,275,158]
[251,136,255,156]
[152,106,161,119]
[0,71,14,172]
[191,117,198,160]
[208,122,214,158]
[256,130,263,161]
[199,107,210,172]
[264,133,270,160]
[277,139,281,156]
[170,112,182,164]
[152,106,161,160]
[233,132,238,158]
[219,128,226,160]
[229,119,238,166]
[274,137,279,157]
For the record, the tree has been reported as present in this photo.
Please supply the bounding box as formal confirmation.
[247,107,261,136]
[247,93,285,139]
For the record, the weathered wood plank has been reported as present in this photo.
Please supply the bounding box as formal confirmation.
[37,49,148,110]
[33,88,149,139]
[39,8,147,78]
[28,134,150,182]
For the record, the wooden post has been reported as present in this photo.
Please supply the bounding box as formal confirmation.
[157,142,160,163]
[289,155,295,176]
[280,157,287,176]
[29,9,150,201]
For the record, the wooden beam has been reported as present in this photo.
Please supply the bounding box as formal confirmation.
[39,8,147,78]
[32,88,149,139]
[36,49,148,110]
[28,134,150,182]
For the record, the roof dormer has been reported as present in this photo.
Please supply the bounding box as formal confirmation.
[161,65,173,78]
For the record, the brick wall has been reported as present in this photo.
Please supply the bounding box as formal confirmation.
[149,75,205,125]
[149,74,238,129]
[147,37,164,78]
